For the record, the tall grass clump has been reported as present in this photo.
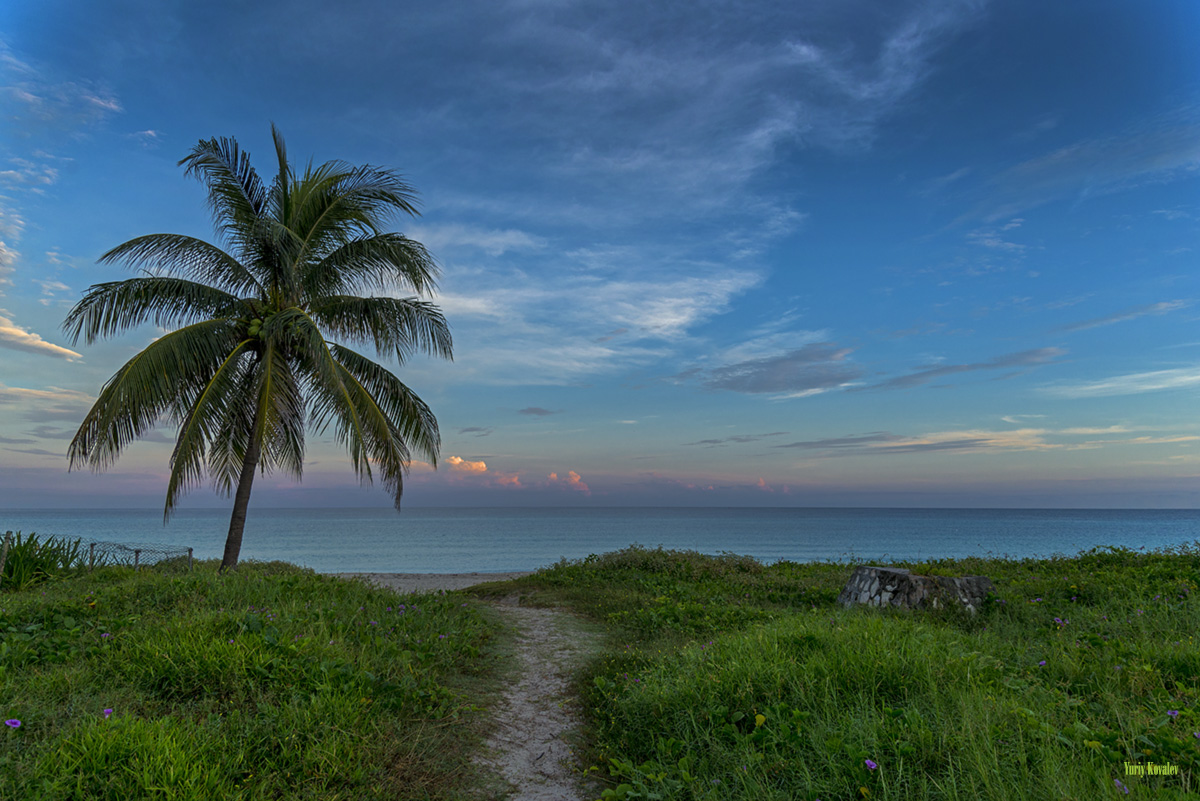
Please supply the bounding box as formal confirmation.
[0,531,85,590]
[0,561,499,800]
[485,543,1200,800]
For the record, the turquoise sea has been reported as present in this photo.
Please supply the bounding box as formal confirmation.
[3,507,1198,574]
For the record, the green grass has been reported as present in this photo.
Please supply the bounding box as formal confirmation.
[0,561,503,800]
[4,542,1198,800]
[471,543,1200,800]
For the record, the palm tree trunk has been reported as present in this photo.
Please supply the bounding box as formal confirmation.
[220,417,264,573]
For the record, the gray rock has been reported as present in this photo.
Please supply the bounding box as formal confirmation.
[837,565,995,614]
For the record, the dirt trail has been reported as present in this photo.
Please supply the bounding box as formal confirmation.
[476,601,601,801]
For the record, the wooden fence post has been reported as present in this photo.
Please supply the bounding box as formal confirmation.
[134,549,140,571]
[0,531,12,588]
[188,548,194,571]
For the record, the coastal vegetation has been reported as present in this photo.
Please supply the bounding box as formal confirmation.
[0,532,85,590]
[473,544,1200,800]
[0,561,498,799]
[62,128,450,570]
[1,542,1196,799]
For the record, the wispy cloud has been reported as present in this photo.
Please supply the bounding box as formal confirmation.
[919,166,973,196]
[0,158,59,189]
[685,432,789,447]
[0,41,123,137]
[1042,366,1200,398]
[966,219,1026,253]
[3,447,61,457]
[0,383,93,423]
[980,107,1200,221]
[775,432,904,450]
[0,313,83,360]
[127,129,162,148]
[0,240,16,289]
[407,222,547,257]
[776,427,1056,456]
[864,347,1065,391]
[457,426,493,437]
[692,342,862,396]
[413,261,759,385]
[1059,300,1189,332]
[518,407,557,416]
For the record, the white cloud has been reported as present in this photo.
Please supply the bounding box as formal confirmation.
[981,108,1200,221]
[0,240,16,288]
[406,257,760,384]
[0,41,123,137]
[407,223,547,257]
[0,158,59,189]
[1043,366,1200,398]
[0,313,82,360]
[1059,300,1189,332]
[967,223,1026,253]
[0,205,24,240]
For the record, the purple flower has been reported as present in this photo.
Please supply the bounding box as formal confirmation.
[1168,710,1179,718]
[103,709,112,719]
[100,632,112,639]
[1115,778,1129,794]
[865,759,878,770]
[1038,660,1046,666]
[4,720,19,729]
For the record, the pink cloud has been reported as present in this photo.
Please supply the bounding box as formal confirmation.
[446,455,488,474]
[547,469,590,494]
[493,472,521,487]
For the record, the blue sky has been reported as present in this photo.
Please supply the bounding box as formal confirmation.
[1,0,1198,509]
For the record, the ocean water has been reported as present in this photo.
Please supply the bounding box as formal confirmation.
[2,507,1198,574]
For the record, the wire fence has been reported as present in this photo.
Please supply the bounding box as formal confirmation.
[87,541,194,571]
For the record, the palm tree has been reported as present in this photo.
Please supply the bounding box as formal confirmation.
[63,126,452,571]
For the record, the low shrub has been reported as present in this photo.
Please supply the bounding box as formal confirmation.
[0,531,85,590]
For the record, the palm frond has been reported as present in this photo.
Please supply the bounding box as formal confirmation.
[95,234,262,296]
[178,136,272,274]
[67,320,244,472]
[288,164,422,268]
[249,326,307,483]
[63,275,246,346]
[301,233,440,299]
[164,340,255,516]
[331,343,440,466]
[329,359,413,509]
[308,295,452,362]
[207,367,259,497]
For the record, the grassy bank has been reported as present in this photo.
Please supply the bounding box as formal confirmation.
[2,543,1197,800]
[471,544,1200,800]
[0,562,502,800]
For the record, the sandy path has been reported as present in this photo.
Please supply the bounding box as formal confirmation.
[330,572,599,799]
[333,571,534,593]
[476,602,600,801]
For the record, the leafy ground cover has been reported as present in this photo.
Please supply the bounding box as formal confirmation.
[472,543,1200,800]
[4,542,1197,800]
[0,561,501,800]
[0,532,86,591]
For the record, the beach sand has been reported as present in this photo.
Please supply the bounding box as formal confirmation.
[332,571,534,593]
